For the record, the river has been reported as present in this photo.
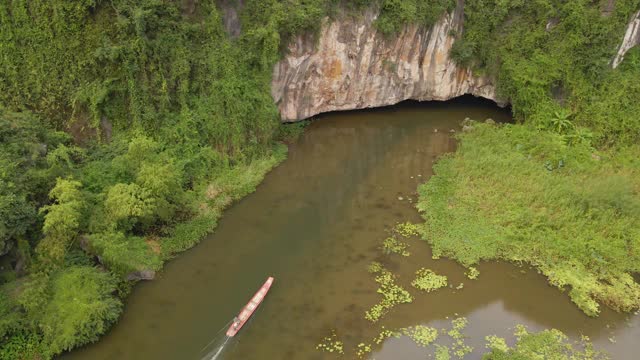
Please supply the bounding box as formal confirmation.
[63,97,639,360]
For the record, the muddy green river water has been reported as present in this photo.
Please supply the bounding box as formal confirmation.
[64,98,639,360]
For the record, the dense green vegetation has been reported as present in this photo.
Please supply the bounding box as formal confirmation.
[418,0,640,318]
[0,0,294,357]
[450,0,640,147]
[372,0,454,35]
[418,123,640,315]
[484,326,606,359]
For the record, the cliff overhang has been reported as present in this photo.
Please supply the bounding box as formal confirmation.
[271,2,504,122]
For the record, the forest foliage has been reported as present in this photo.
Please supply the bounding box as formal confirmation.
[449,0,640,146]
[0,0,295,357]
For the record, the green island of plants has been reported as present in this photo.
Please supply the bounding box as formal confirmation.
[483,325,607,360]
[418,122,640,315]
[412,268,448,292]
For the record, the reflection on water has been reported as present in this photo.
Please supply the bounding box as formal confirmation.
[62,97,639,360]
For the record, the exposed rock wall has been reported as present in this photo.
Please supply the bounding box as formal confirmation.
[271,1,502,122]
[219,0,243,38]
[612,10,640,68]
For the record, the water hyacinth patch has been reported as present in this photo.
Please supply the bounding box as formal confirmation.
[365,263,413,322]
[417,123,640,316]
[412,268,448,292]
[484,325,608,359]
[464,267,479,280]
[402,325,439,347]
[382,236,410,256]
[395,222,421,237]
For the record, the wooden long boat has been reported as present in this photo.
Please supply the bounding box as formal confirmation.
[226,276,274,337]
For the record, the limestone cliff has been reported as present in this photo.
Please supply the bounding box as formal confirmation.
[271,1,501,122]
[612,10,640,68]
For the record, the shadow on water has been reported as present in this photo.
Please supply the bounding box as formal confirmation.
[62,96,638,360]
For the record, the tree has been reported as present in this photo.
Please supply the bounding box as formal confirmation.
[104,183,155,231]
[0,108,69,266]
[36,178,85,268]
[30,266,121,357]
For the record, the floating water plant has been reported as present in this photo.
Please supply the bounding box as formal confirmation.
[395,222,420,237]
[484,325,608,359]
[412,268,448,292]
[485,335,509,353]
[465,266,480,280]
[355,327,401,358]
[355,343,372,358]
[382,236,410,256]
[365,263,413,322]
[447,317,472,358]
[373,327,401,344]
[402,325,439,347]
[435,345,451,360]
[316,329,344,354]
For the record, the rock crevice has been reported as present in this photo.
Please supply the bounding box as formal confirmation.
[271,2,503,122]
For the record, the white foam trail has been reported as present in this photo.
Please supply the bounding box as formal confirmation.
[207,336,230,360]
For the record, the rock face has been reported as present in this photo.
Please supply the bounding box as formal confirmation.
[219,0,243,38]
[126,270,156,281]
[612,10,640,68]
[271,1,502,122]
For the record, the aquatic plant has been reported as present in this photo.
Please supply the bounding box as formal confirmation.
[355,343,372,358]
[380,222,422,256]
[464,267,480,280]
[435,345,451,360]
[418,123,640,316]
[354,327,401,359]
[381,236,410,257]
[447,317,472,358]
[316,330,344,354]
[373,328,401,344]
[395,222,421,237]
[411,268,448,292]
[365,264,413,322]
[367,262,383,274]
[483,325,608,359]
[402,325,439,347]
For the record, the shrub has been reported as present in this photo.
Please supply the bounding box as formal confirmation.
[36,266,122,356]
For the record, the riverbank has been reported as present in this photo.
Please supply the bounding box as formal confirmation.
[0,138,286,359]
[417,122,640,316]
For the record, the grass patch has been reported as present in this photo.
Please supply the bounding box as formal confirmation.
[417,122,640,316]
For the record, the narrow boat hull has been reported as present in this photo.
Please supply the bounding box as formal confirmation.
[226,277,274,337]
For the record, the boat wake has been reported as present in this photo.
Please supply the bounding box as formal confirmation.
[204,336,230,360]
